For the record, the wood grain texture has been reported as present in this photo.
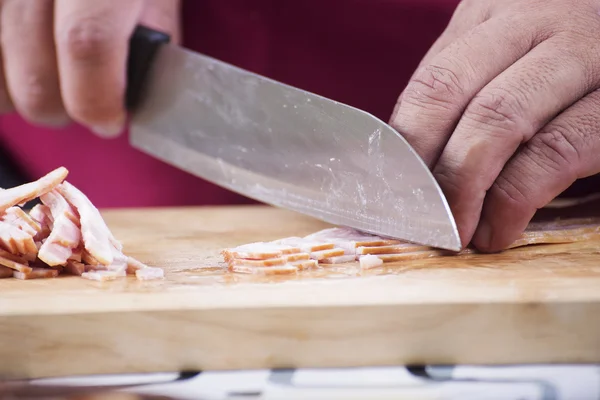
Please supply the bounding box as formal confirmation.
[2,205,600,379]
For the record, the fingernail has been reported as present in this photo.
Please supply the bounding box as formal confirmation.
[91,122,125,138]
[473,220,492,251]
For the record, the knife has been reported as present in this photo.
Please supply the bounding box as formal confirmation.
[125,26,460,251]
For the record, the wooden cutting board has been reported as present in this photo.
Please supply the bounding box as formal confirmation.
[2,205,600,379]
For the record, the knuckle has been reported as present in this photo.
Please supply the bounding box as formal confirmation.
[529,124,584,177]
[491,173,532,210]
[15,78,60,117]
[58,18,118,62]
[402,64,465,112]
[464,88,530,136]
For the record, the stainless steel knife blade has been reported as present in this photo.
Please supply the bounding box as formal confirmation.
[129,43,461,251]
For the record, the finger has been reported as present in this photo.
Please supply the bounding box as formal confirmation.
[393,1,489,113]
[411,0,491,75]
[54,0,145,137]
[431,37,598,246]
[0,52,14,115]
[139,0,182,45]
[390,16,546,167]
[0,0,14,115]
[1,0,69,127]
[472,89,600,252]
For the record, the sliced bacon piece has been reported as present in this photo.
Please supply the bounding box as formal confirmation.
[320,255,357,264]
[13,267,59,280]
[303,227,403,252]
[82,249,101,265]
[356,243,430,255]
[0,253,31,273]
[273,237,335,252]
[228,257,287,268]
[125,256,164,280]
[0,221,37,255]
[231,264,298,275]
[290,259,318,270]
[283,253,311,262]
[135,267,164,280]
[3,207,41,236]
[0,265,13,278]
[305,227,401,244]
[310,248,345,260]
[359,254,384,270]
[361,250,447,264]
[125,256,147,274]
[222,242,299,261]
[83,250,128,274]
[64,260,85,276]
[81,270,126,282]
[29,204,54,240]
[70,246,83,262]
[56,181,121,265]
[38,191,81,266]
[0,167,68,213]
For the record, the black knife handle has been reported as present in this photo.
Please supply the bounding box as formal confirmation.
[126,25,171,111]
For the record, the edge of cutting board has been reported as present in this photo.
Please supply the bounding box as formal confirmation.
[2,205,600,379]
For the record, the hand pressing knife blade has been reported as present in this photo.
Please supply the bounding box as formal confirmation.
[124,26,460,251]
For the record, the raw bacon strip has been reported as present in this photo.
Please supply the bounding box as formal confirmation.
[359,254,384,270]
[356,243,430,255]
[0,167,68,213]
[310,248,345,260]
[508,227,600,249]
[525,218,600,231]
[231,264,298,275]
[13,267,59,280]
[0,265,13,278]
[545,193,600,208]
[320,255,357,264]
[57,182,121,265]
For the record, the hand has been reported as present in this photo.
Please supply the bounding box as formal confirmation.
[390,0,600,252]
[0,0,181,136]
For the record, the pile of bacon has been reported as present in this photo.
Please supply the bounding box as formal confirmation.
[222,218,600,275]
[0,167,163,281]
